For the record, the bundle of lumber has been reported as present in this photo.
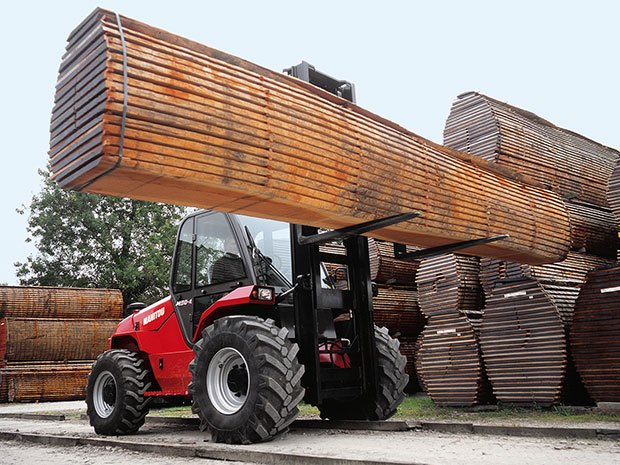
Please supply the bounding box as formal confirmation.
[320,239,425,391]
[0,318,118,361]
[414,254,490,406]
[0,362,93,403]
[444,92,620,208]
[570,265,620,403]
[608,161,620,226]
[480,253,614,326]
[0,286,123,318]
[417,255,484,330]
[49,8,572,265]
[372,286,424,335]
[0,286,122,402]
[321,239,419,286]
[369,240,419,286]
[565,202,619,258]
[479,279,567,406]
[415,313,487,406]
[398,337,422,392]
[443,92,619,407]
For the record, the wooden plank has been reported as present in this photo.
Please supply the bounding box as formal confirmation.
[49,8,572,265]
[570,265,620,402]
[445,92,620,208]
[0,318,118,362]
[0,286,123,319]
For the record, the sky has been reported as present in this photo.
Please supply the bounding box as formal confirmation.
[0,0,618,285]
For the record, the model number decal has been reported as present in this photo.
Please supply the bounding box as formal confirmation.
[176,298,192,307]
[143,308,165,325]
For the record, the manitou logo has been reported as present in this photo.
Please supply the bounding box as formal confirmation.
[143,308,165,325]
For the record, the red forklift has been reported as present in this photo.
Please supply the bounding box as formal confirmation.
[86,64,506,444]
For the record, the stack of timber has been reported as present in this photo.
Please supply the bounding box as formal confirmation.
[608,160,620,228]
[480,279,567,406]
[444,91,620,209]
[0,286,122,402]
[444,92,619,406]
[417,255,484,330]
[570,265,620,402]
[414,254,490,406]
[49,8,573,266]
[480,253,614,327]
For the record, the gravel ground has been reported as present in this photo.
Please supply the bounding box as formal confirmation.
[0,440,254,465]
[0,417,618,465]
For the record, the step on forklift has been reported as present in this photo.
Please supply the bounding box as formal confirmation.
[86,63,506,444]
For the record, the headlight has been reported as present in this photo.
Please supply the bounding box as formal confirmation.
[253,287,274,301]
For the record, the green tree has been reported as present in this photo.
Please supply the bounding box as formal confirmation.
[16,170,187,304]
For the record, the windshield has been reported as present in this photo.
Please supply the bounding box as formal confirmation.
[237,215,292,290]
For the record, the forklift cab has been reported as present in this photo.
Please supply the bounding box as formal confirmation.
[169,210,294,344]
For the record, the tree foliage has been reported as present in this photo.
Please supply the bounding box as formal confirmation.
[16,171,187,304]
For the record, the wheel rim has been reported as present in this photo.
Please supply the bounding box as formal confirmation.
[207,347,249,415]
[93,370,117,418]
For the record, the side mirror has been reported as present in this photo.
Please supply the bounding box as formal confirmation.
[123,302,147,318]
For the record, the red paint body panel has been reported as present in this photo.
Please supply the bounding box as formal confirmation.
[193,285,275,341]
[110,296,193,396]
[134,296,174,332]
[108,287,275,397]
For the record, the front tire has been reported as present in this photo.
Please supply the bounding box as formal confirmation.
[86,349,152,435]
[189,316,305,444]
[319,325,408,420]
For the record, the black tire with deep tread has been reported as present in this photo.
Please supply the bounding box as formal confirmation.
[318,325,408,420]
[189,316,305,444]
[86,349,152,435]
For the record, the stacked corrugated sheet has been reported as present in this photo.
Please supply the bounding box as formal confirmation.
[414,254,490,406]
[48,8,573,265]
[570,265,620,402]
[444,92,619,406]
[0,286,122,402]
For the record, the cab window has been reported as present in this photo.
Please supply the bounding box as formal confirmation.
[172,218,193,293]
[195,213,246,287]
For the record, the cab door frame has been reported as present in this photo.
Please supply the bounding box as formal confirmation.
[169,210,257,345]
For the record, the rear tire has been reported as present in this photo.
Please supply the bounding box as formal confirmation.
[86,349,152,435]
[318,325,408,420]
[189,316,305,444]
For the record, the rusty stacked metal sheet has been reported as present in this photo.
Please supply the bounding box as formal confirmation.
[443,92,619,406]
[0,286,122,402]
[414,254,490,406]
[570,265,620,402]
